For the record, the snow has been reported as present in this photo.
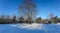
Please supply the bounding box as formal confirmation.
[0,23,60,33]
[19,23,43,30]
[57,23,60,25]
[11,23,43,30]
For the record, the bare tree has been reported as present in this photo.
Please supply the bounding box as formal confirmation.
[11,14,16,23]
[49,12,54,19]
[18,0,38,23]
[48,12,54,23]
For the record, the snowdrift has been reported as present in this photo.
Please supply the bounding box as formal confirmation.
[11,23,43,30]
[11,23,60,30]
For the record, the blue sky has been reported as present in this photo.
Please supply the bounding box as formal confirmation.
[0,0,60,19]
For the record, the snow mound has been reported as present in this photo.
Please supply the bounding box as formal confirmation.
[19,23,43,30]
[11,23,43,30]
[57,23,60,25]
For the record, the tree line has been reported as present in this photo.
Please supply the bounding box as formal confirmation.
[0,14,16,24]
[0,14,60,24]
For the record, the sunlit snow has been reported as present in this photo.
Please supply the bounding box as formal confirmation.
[0,23,60,33]
[11,23,43,30]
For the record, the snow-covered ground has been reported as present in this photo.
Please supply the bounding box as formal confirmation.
[11,23,43,30]
[0,23,60,33]
[57,23,60,25]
